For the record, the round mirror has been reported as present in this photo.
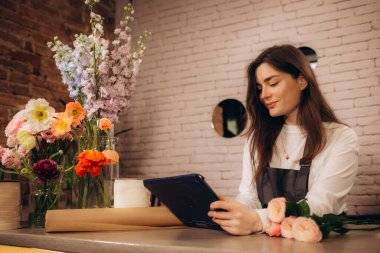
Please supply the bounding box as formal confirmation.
[298,46,318,69]
[212,99,247,138]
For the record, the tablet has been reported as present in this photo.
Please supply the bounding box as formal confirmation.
[143,173,222,230]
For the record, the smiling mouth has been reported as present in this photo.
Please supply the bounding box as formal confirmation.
[266,102,277,109]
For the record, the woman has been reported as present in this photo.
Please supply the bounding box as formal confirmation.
[208,44,359,235]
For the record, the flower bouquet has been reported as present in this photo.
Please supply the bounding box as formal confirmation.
[46,0,150,208]
[265,198,380,242]
[0,98,78,227]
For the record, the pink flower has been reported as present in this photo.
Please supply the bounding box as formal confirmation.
[16,146,28,156]
[292,217,323,243]
[40,130,57,143]
[267,197,286,223]
[265,221,281,237]
[0,145,5,159]
[5,110,26,137]
[1,149,21,169]
[280,216,296,239]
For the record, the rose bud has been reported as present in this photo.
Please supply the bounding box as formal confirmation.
[280,216,296,239]
[292,217,323,243]
[267,197,286,223]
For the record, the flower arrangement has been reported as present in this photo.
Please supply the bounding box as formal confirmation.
[47,0,150,123]
[0,99,77,226]
[45,0,150,208]
[264,197,380,242]
[0,98,119,224]
[265,198,352,242]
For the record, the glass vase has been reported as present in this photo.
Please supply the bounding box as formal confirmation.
[28,182,60,228]
[72,136,119,208]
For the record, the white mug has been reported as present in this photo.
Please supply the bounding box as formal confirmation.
[113,179,151,208]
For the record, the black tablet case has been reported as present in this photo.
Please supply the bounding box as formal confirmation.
[143,173,222,230]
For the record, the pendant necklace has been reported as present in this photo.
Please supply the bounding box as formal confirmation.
[280,132,294,160]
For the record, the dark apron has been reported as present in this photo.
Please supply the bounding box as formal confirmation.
[256,139,312,208]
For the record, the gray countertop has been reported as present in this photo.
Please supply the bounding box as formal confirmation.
[0,227,379,253]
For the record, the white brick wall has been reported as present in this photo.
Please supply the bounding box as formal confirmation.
[116,0,380,215]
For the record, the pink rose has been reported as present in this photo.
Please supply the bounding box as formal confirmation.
[5,110,26,137]
[267,197,286,223]
[280,216,296,239]
[1,149,21,169]
[265,221,281,237]
[292,217,322,243]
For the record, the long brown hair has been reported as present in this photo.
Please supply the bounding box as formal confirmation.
[246,44,340,181]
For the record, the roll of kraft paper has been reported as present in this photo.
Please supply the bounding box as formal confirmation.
[114,179,151,208]
[45,206,184,232]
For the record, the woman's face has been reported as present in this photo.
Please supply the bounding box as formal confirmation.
[255,62,307,125]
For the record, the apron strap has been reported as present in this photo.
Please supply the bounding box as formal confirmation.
[257,136,312,207]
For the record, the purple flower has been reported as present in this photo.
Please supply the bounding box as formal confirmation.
[32,159,60,182]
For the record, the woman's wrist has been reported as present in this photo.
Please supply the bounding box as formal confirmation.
[249,209,263,233]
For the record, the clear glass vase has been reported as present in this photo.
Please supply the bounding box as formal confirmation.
[72,136,119,208]
[28,182,60,228]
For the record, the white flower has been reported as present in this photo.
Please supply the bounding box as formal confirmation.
[25,98,55,132]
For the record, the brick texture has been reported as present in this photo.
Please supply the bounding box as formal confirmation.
[0,0,115,145]
[115,0,380,215]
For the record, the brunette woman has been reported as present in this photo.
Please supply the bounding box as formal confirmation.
[208,44,359,235]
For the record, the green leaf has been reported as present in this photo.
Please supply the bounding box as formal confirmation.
[322,214,343,227]
[286,201,301,217]
[298,199,311,217]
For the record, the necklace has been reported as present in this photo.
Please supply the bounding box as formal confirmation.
[280,132,293,160]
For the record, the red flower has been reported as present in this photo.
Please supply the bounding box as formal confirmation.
[75,150,107,177]
[32,159,60,182]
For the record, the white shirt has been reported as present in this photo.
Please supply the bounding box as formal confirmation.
[235,122,359,231]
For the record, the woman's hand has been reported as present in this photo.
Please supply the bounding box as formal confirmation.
[208,196,263,235]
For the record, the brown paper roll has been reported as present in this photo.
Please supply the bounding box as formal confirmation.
[45,206,184,232]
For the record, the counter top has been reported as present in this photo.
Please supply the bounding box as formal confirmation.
[0,227,379,253]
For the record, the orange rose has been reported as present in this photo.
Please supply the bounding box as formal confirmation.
[292,217,322,243]
[75,150,107,177]
[51,113,73,137]
[280,216,296,239]
[65,101,86,126]
[99,118,112,130]
[102,149,119,164]
[267,197,286,223]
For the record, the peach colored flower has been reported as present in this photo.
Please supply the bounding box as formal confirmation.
[102,149,119,164]
[281,216,296,239]
[5,110,26,137]
[51,113,73,137]
[7,135,18,148]
[265,221,281,237]
[75,150,107,177]
[65,101,86,126]
[99,118,112,130]
[267,197,286,223]
[292,217,322,243]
